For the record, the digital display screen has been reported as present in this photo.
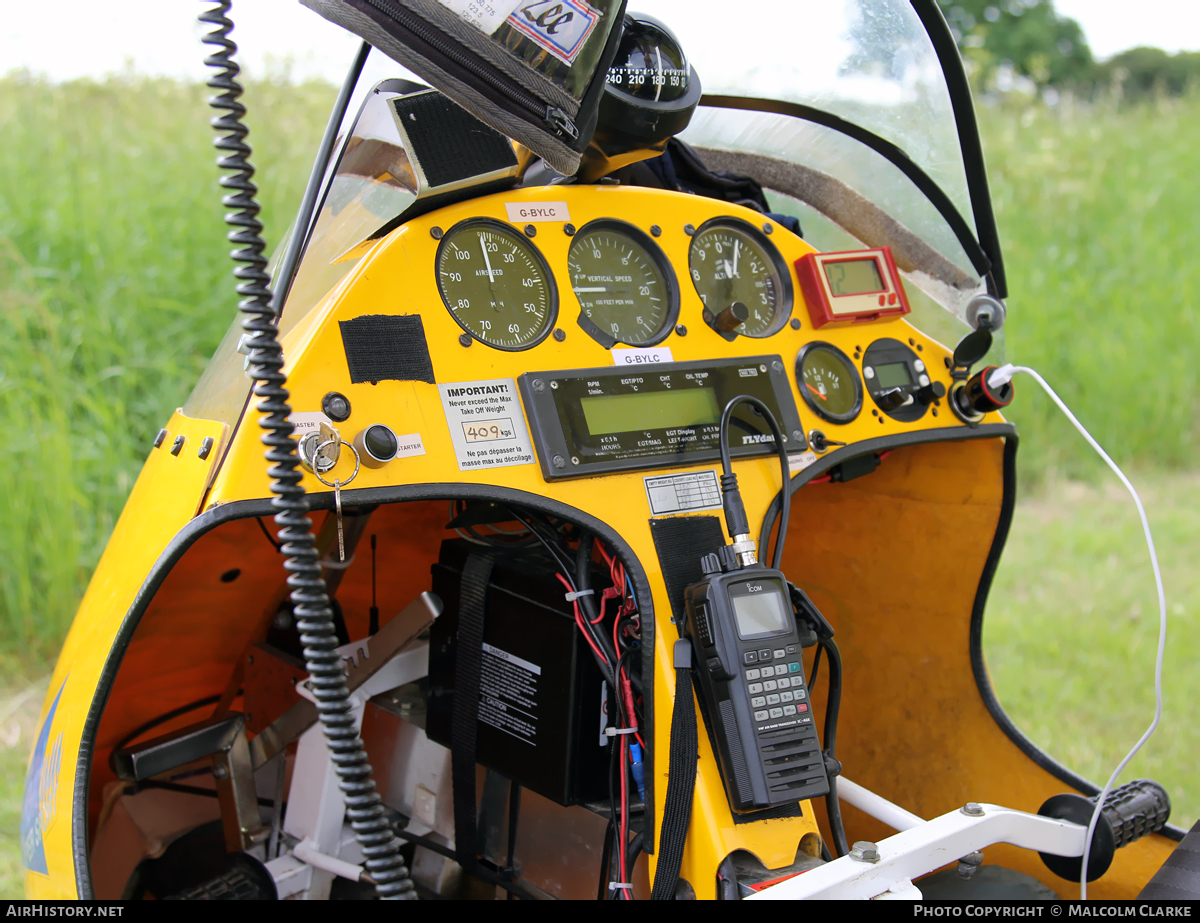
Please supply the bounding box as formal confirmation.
[581,387,722,435]
[823,258,885,296]
[731,584,791,638]
[874,361,913,389]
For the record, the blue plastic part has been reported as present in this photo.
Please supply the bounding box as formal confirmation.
[629,741,646,803]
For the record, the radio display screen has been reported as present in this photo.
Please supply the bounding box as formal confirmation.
[823,257,884,296]
[580,387,722,435]
[731,582,790,638]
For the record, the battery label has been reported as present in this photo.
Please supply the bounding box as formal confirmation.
[479,642,541,745]
[644,469,722,516]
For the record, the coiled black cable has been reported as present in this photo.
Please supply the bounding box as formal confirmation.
[199,2,414,899]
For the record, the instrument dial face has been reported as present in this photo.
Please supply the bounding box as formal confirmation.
[568,221,678,348]
[796,342,862,424]
[436,219,557,350]
[688,218,792,338]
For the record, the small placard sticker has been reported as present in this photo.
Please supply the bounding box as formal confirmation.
[507,0,602,64]
[288,411,333,437]
[789,451,818,474]
[393,433,427,459]
[505,201,570,223]
[644,470,723,516]
[612,346,674,366]
[438,0,523,35]
[438,378,536,471]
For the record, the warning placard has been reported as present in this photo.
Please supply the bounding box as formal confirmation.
[438,378,536,471]
[479,642,540,745]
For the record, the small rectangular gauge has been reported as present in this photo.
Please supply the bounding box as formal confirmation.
[794,246,911,329]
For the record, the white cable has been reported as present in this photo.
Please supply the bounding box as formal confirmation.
[988,364,1167,900]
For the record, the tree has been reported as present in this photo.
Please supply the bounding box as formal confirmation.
[937,0,1094,90]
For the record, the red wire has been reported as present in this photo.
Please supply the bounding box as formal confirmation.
[556,573,610,668]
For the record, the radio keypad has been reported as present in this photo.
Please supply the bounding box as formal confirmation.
[746,660,812,729]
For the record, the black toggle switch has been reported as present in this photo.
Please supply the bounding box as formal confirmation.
[874,387,912,412]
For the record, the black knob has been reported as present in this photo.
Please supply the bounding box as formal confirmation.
[955,366,1014,416]
[874,387,910,412]
[713,301,749,333]
[916,380,946,406]
[700,553,722,576]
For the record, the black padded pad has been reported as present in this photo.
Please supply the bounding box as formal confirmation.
[649,515,725,628]
[338,314,436,384]
[1139,820,1200,899]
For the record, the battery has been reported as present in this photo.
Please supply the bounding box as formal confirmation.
[426,539,612,807]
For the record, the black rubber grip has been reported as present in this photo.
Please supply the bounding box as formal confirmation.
[1093,778,1171,849]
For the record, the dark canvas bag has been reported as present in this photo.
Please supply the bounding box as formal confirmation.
[302,0,627,175]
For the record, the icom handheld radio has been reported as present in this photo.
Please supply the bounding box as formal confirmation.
[682,396,831,813]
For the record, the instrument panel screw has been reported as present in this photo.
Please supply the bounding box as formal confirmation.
[550,380,559,390]
[849,841,879,863]
[793,430,804,443]
[772,360,784,372]
[650,225,662,237]
[760,364,768,373]
[564,223,576,236]
[571,456,580,465]
[213,764,229,780]
[553,455,566,469]
[961,802,985,816]
[459,333,473,347]
[675,324,687,336]
[553,328,566,342]
[790,318,802,331]
[524,224,537,237]
[532,379,545,392]
[683,223,696,236]
[430,226,443,240]
[763,222,774,234]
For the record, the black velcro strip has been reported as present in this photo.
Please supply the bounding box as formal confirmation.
[338,314,436,384]
[394,92,518,189]
[649,516,726,627]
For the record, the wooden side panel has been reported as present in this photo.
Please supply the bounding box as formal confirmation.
[785,438,1175,898]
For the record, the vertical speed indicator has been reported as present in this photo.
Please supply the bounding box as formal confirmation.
[436,219,557,350]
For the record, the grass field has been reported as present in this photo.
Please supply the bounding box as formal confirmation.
[0,76,1197,895]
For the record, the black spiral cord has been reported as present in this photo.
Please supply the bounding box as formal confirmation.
[199,2,415,899]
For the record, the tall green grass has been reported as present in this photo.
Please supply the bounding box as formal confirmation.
[0,76,330,663]
[986,93,1200,482]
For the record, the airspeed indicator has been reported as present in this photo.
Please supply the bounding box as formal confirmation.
[436,218,557,350]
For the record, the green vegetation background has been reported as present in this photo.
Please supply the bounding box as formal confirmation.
[1,76,1198,894]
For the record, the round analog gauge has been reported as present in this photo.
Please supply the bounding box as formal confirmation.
[796,342,863,424]
[568,220,678,348]
[688,218,793,337]
[435,219,557,350]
